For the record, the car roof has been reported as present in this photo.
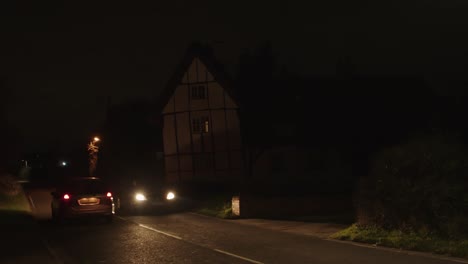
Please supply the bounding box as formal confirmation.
[60,177,102,183]
[57,177,109,193]
[57,177,105,186]
[67,177,101,181]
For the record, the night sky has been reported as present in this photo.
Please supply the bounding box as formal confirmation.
[1,0,468,152]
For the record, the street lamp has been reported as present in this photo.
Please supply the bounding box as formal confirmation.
[88,136,101,177]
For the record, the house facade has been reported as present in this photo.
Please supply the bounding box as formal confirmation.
[160,46,243,186]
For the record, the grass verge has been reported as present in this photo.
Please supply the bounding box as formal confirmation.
[292,214,355,224]
[0,174,31,212]
[0,178,34,228]
[195,194,234,219]
[0,192,31,212]
[331,224,468,259]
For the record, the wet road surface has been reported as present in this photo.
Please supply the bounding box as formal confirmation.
[39,213,465,264]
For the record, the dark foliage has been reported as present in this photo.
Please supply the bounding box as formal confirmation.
[234,43,435,195]
[99,100,164,191]
[0,78,21,174]
[356,134,468,238]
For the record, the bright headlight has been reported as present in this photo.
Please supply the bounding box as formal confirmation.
[135,193,147,201]
[166,192,175,200]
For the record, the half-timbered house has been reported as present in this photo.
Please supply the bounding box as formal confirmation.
[159,45,243,186]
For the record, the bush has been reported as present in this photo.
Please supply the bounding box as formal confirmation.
[356,134,468,238]
[196,194,234,219]
[332,224,468,258]
[0,174,21,196]
[0,174,30,212]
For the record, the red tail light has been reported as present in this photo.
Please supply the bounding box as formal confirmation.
[63,194,70,200]
[106,192,112,198]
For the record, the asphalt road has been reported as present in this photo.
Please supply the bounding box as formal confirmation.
[38,213,466,264]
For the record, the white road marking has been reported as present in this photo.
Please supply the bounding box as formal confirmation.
[43,240,63,264]
[189,212,217,219]
[28,195,36,210]
[214,249,265,264]
[118,215,264,264]
[114,215,126,221]
[117,216,182,240]
[138,224,183,240]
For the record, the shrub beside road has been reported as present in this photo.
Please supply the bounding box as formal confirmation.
[332,224,468,259]
[0,174,31,212]
[333,135,468,259]
[0,174,56,263]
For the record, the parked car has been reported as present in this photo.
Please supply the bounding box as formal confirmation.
[51,177,114,223]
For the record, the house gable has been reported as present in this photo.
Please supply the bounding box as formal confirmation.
[160,45,238,115]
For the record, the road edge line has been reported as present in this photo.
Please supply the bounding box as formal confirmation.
[189,212,218,219]
[325,239,468,264]
[43,240,63,264]
[190,213,468,264]
[27,195,36,210]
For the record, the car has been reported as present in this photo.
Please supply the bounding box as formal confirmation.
[115,182,179,215]
[51,177,115,223]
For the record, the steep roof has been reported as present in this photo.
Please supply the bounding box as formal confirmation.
[156,43,237,114]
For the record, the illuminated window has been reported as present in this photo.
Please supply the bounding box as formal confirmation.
[191,85,207,100]
[192,117,209,134]
[204,120,209,133]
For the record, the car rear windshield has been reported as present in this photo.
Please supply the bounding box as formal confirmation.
[62,180,108,195]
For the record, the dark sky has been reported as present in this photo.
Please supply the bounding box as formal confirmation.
[1,0,468,152]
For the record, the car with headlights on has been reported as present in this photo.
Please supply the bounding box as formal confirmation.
[116,184,178,215]
[51,177,115,223]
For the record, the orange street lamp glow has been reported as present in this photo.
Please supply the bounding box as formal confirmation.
[93,137,100,142]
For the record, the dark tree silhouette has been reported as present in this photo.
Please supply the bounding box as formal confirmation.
[0,77,20,174]
[235,42,282,182]
[234,43,439,196]
[99,100,164,192]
